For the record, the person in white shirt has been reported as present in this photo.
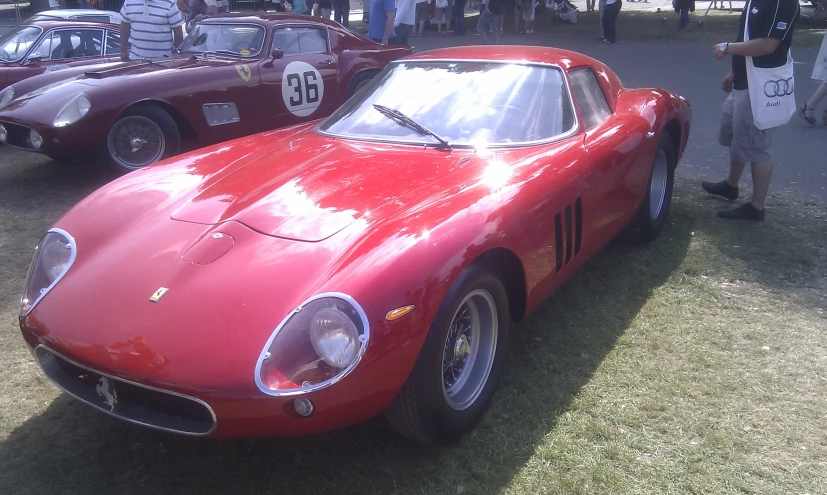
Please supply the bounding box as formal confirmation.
[120,0,184,60]
[391,0,415,44]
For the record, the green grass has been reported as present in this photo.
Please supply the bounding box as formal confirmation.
[0,151,826,495]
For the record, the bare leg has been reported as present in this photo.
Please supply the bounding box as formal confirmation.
[749,161,773,209]
[806,82,827,110]
[726,160,746,188]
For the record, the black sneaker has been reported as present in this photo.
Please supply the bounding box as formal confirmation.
[701,180,739,201]
[717,203,765,221]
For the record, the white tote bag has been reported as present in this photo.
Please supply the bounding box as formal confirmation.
[743,0,796,130]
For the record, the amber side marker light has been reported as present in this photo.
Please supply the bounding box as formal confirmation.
[386,305,415,321]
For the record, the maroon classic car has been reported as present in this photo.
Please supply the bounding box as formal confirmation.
[0,14,412,174]
[0,19,122,90]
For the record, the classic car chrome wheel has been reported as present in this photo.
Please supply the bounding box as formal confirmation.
[649,147,669,221]
[442,289,498,411]
[102,104,181,175]
[384,266,509,444]
[108,116,166,170]
[623,132,676,243]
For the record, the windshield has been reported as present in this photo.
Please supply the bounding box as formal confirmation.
[0,26,43,63]
[319,61,577,147]
[179,24,265,58]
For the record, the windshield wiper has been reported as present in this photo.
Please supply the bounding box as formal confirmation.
[373,104,451,150]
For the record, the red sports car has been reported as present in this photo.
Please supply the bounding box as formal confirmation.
[18,46,692,444]
[0,14,411,174]
[0,18,122,90]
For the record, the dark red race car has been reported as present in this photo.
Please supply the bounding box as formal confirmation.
[0,18,122,90]
[18,46,691,444]
[0,14,412,174]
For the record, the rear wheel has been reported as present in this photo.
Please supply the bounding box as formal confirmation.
[345,71,378,99]
[384,265,509,444]
[623,132,675,243]
[100,104,181,175]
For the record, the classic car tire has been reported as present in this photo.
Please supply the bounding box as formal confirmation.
[623,132,675,243]
[102,104,181,175]
[346,71,379,100]
[384,265,509,444]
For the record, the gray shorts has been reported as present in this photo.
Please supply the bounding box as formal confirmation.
[719,89,776,163]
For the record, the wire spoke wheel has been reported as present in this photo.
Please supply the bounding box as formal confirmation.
[441,289,498,411]
[649,147,669,221]
[107,115,166,170]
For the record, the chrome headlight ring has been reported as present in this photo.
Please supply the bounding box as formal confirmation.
[254,292,370,397]
[19,228,77,319]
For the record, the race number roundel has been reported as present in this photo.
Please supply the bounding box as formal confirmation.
[282,61,325,117]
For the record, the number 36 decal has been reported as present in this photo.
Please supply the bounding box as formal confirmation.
[281,61,325,117]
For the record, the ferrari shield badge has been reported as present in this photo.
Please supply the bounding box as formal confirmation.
[149,287,169,303]
[235,64,252,82]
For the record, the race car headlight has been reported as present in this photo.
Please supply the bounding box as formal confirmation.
[19,228,77,318]
[255,294,369,396]
[0,124,7,143]
[53,93,91,128]
[29,129,43,149]
[0,87,14,110]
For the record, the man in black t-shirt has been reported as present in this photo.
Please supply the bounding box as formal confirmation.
[701,0,799,221]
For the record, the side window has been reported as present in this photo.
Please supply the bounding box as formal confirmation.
[569,68,612,131]
[31,33,55,60]
[37,30,103,60]
[105,31,121,56]
[272,28,328,56]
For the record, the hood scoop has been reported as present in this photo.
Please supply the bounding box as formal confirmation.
[182,232,234,265]
[84,60,155,78]
[171,146,364,242]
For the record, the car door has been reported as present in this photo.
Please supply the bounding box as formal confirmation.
[570,67,650,242]
[259,26,339,126]
[8,28,106,86]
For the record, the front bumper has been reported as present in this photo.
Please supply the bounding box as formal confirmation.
[0,118,103,159]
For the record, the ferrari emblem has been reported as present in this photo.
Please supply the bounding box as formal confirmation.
[149,287,169,303]
[235,64,251,82]
[96,376,118,411]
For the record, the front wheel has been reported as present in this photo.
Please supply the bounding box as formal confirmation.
[623,132,675,243]
[384,266,510,444]
[100,104,181,175]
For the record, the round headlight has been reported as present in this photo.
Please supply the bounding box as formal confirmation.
[309,308,360,368]
[40,238,72,283]
[77,94,91,118]
[0,87,14,110]
[29,129,43,149]
[0,124,7,143]
[53,93,92,128]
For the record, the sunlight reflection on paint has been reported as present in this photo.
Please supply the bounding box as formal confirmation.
[481,160,511,192]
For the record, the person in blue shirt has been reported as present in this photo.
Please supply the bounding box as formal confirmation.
[369,0,396,44]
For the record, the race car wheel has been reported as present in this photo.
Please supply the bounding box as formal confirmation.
[623,132,675,243]
[345,71,378,100]
[103,104,181,175]
[384,265,509,444]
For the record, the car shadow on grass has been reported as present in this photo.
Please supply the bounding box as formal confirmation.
[0,197,697,495]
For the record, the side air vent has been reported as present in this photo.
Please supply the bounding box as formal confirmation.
[554,196,583,273]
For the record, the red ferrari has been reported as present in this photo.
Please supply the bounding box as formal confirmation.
[18,46,692,444]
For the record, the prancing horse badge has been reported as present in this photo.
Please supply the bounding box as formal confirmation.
[149,287,169,302]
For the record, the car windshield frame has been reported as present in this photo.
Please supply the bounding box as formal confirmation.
[179,22,266,58]
[0,25,44,63]
[316,59,581,149]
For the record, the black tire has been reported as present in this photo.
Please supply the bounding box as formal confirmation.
[99,103,181,176]
[384,265,510,444]
[623,132,676,243]
[345,71,378,100]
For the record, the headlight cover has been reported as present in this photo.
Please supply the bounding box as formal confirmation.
[53,93,91,128]
[0,87,14,110]
[255,293,369,396]
[19,228,77,318]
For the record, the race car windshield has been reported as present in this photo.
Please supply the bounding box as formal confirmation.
[319,61,577,147]
[0,26,44,63]
[179,23,265,57]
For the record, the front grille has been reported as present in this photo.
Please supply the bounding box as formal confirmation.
[36,346,216,436]
[0,121,40,151]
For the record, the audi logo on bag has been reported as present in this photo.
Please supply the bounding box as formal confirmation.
[763,77,794,98]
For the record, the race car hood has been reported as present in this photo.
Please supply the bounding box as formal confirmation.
[22,124,509,391]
